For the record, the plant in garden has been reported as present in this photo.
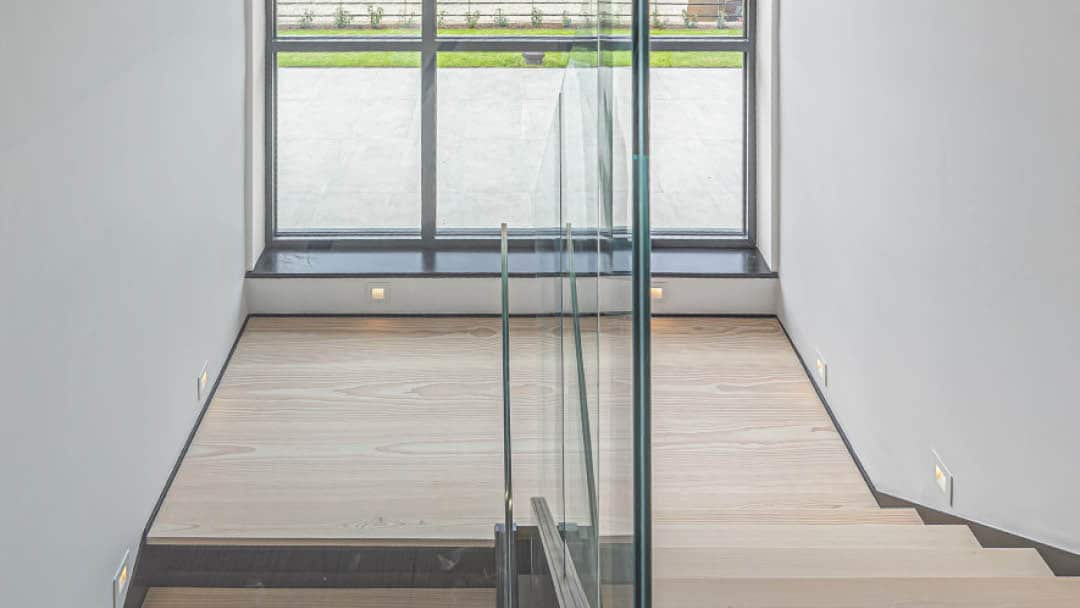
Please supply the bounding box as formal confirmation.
[299,9,316,28]
[334,3,353,28]
[531,6,544,27]
[494,8,509,27]
[599,8,616,29]
[438,9,448,27]
[400,8,416,27]
[580,2,594,27]
[681,9,697,28]
[465,9,481,28]
[561,10,572,28]
[367,4,385,28]
[651,3,665,29]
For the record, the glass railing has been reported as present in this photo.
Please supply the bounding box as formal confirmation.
[495,32,638,605]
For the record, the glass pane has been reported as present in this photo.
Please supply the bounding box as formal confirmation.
[275,52,422,233]
[513,37,638,608]
[275,1,421,36]
[436,0,598,36]
[651,52,745,232]
[563,56,602,606]
[649,0,745,36]
[437,52,566,232]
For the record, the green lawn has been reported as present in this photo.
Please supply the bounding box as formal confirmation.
[278,50,742,68]
[275,25,744,68]
[275,24,744,68]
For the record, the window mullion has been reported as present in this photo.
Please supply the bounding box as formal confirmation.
[421,0,438,243]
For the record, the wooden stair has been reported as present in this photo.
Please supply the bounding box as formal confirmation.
[646,318,1079,606]
[604,579,1080,607]
[139,318,1079,607]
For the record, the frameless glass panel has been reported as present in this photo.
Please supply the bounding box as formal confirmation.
[275,52,422,233]
[650,51,745,232]
[561,53,603,606]
[648,0,745,36]
[596,7,635,601]
[275,1,421,36]
[437,52,567,232]
[511,32,638,607]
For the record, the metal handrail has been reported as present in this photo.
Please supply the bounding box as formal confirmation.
[499,222,517,608]
[566,223,600,543]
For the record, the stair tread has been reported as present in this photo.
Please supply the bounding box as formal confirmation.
[656,523,980,549]
[654,546,1054,579]
[643,578,1080,607]
[141,588,494,608]
[656,506,925,526]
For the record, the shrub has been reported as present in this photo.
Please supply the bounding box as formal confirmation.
[581,3,594,28]
[651,4,665,29]
[561,10,572,28]
[465,9,481,28]
[494,8,509,27]
[299,9,316,29]
[599,8,615,28]
[400,8,416,27]
[531,6,544,27]
[438,9,447,27]
[334,3,353,28]
[367,4,385,29]
[681,9,697,28]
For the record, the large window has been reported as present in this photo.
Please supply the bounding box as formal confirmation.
[267,0,754,246]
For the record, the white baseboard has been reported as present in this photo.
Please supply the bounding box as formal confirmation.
[245,276,778,316]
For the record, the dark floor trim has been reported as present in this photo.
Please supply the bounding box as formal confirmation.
[134,544,499,589]
[773,319,881,510]
[774,316,1080,577]
[124,316,251,608]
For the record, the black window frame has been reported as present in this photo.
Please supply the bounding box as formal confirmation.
[264,0,756,250]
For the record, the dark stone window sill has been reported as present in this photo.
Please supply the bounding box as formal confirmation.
[248,247,776,279]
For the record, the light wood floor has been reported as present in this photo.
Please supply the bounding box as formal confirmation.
[146,317,1079,607]
[150,316,604,545]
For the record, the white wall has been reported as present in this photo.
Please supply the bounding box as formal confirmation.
[246,276,778,315]
[0,2,248,605]
[754,0,780,270]
[246,0,267,270]
[777,1,1080,553]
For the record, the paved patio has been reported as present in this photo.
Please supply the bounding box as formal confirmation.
[276,66,744,232]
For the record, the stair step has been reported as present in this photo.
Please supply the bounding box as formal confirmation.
[642,578,1080,607]
[656,506,925,526]
[141,588,494,608]
[654,547,1053,579]
[656,524,979,550]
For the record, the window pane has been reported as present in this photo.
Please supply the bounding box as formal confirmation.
[649,0,745,37]
[651,52,745,232]
[275,52,422,233]
[276,1,421,37]
[436,53,565,231]
[435,1,598,36]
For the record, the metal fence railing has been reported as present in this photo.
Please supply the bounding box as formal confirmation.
[275,0,744,29]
